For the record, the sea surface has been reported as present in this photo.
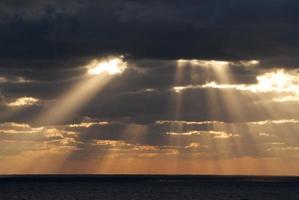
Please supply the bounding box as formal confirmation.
[0,175,298,200]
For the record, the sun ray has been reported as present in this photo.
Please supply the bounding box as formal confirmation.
[36,56,127,126]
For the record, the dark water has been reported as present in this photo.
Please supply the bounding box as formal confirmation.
[0,175,299,200]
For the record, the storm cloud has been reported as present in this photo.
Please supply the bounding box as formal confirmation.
[1,0,299,68]
[1,0,299,174]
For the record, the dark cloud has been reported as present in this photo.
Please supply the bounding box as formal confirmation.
[1,0,299,69]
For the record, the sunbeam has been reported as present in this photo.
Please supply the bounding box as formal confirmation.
[4,3,299,199]
[36,56,127,125]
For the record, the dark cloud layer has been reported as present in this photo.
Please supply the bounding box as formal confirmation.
[1,0,299,69]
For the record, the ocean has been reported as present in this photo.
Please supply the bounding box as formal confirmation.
[0,175,298,200]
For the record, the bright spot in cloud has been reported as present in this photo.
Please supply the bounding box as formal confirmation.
[173,86,188,93]
[8,97,39,107]
[166,131,201,136]
[241,60,260,67]
[173,70,299,102]
[176,59,259,68]
[199,70,299,93]
[87,56,127,75]
[177,59,230,68]
[254,70,299,92]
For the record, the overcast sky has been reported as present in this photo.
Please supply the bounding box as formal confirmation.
[1,0,299,175]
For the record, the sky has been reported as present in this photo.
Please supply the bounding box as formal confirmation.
[1,0,299,175]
